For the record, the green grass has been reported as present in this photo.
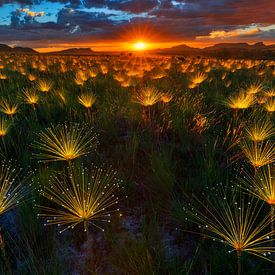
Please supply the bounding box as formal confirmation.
[0,54,274,274]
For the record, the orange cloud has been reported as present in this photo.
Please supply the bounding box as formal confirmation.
[20,8,45,17]
[197,26,261,40]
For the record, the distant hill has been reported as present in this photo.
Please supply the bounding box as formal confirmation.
[152,44,199,54]
[46,48,94,55]
[152,42,275,59]
[204,43,253,50]
[0,44,11,52]
[0,43,274,59]
[201,42,275,59]
[0,44,38,54]
[150,44,198,56]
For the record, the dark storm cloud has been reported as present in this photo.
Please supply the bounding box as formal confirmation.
[150,0,275,25]
[221,0,275,25]
[150,0,234,20]
[0,1,81,7]
[57,8,113,31]
[0,0,158,11]
[105,0,158,13]
[0,0,35,5]
[0,7,116,43]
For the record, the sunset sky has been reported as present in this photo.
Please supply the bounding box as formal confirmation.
[0,0,274,52]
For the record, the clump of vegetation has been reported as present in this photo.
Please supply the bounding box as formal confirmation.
[0,53,274,274]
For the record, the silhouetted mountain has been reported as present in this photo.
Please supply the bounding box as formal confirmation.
[46,48,94,55]
[13,47,38,53]
[201,42,275,59]
[203,43,252,50]
[150,44,198,55]
[152,42,275,59]
[0,44,37,53]
[0,44,12,52]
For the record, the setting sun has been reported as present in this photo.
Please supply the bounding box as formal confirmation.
[133,41,147,51]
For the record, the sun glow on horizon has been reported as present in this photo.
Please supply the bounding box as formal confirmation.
[133,41,147,51]
[31,39,275,53]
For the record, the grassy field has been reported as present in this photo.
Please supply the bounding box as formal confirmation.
[0,53,274,274]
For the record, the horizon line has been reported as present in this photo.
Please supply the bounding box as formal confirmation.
[35,41,274,53]
[1,41,274,54]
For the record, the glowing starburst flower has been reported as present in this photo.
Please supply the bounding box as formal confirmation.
[257,95,266,105]
[241,141,275,168]
[78,92,96,109]
[161,93,173,103]
[37,80,52,93]
[100,64,108,74]
[88,68,98,78]
[33,123,98,163]
[226,92,255,110]
[38,165,123,233]
[190,72,207,85]
[28,74,36,82]
[257,70,265,76]
[133,86,163,107]
[265,89,275,98]
[0,73,7,80]
[264,98,275,113]
[0,162,26,216]
[0,116,11,138]
[188,82,198,89]
[121,80,131,88]
[152,71,166,80]
[183,189,275,268]
[0,99,18,117]
[242,165,275,205]
[246,82,263,95]
[74,71,87,86]
[23,89,39,106]
[244,118,274,142]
